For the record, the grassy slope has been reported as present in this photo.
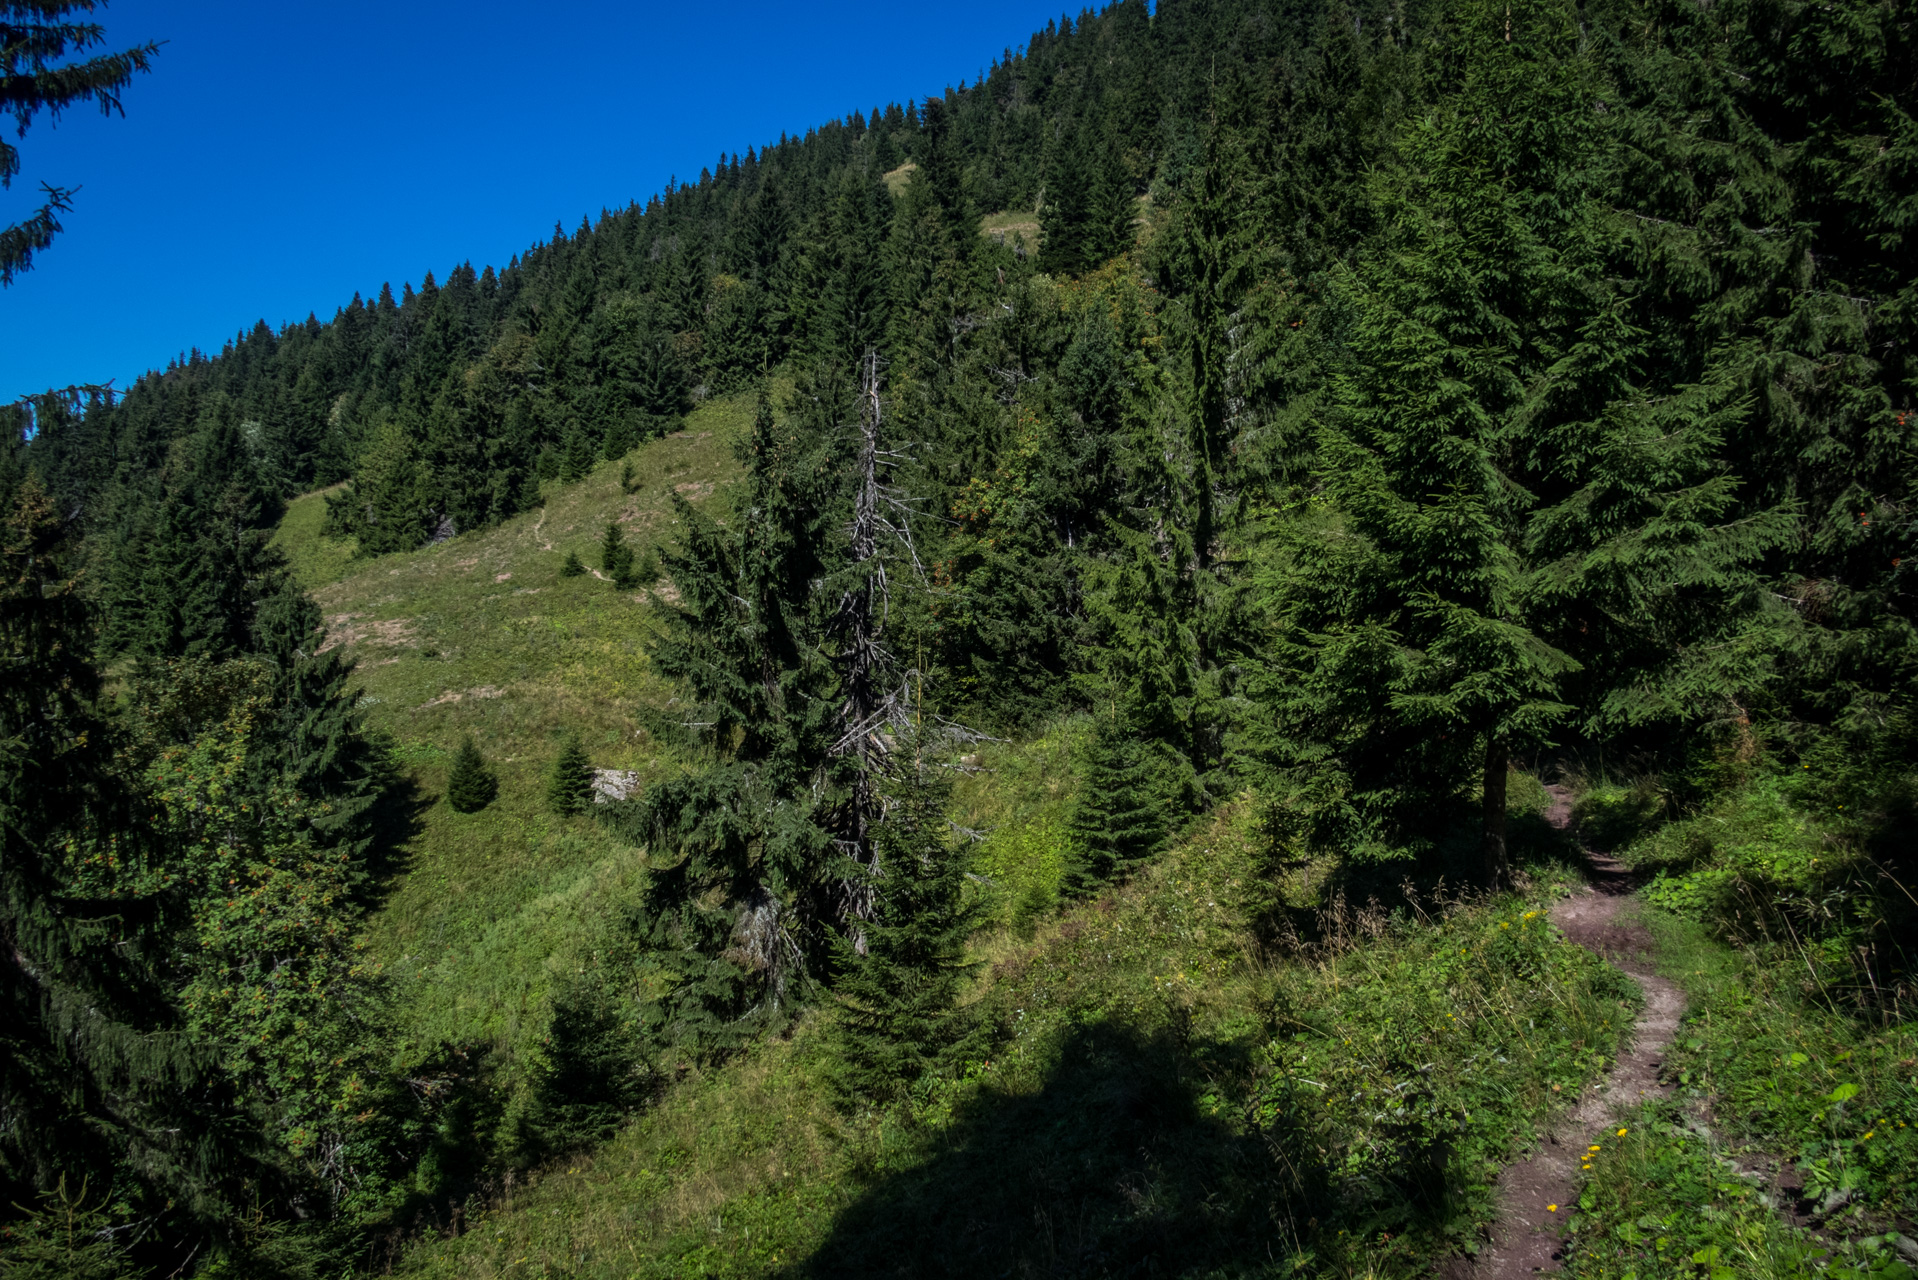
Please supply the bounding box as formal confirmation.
[279,391,1897,1278]
[393,781,1635,1279]
[271,391,754,1088]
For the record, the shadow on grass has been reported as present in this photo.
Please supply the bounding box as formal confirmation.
[785,1020,1329,1279]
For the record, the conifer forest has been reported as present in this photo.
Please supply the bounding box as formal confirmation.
[4,0,1917,1276]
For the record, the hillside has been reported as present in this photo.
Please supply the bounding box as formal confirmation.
[4,0,1915,1275]
[264,393,752,1108]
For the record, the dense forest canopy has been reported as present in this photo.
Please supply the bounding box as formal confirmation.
[3,0,1913,1273]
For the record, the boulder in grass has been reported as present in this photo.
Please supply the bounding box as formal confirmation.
[592,769,642,804]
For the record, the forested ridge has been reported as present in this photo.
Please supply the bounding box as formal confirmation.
[4,0,1916,1274]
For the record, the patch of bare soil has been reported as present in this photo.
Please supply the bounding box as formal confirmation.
[318,614,418,653]
[1447,786,1687,1277]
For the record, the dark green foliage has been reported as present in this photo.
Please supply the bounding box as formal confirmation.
[1040,117,1133,276]
[1038,119,1092,276]
[610,393,841,1049]
[244,575,400,873]
[559,416,597,483]
[600,520,636,587]
[0,1180,140,1279]
[546,735,594,817]
[324,416,438,555]
[1063,717,1168,897]
[446,735,498,813]
[827,761,981,1107]
[1247,0,1791,881]
[559,549,586,578]
[525,976,649,1153]
[0,481,233,1246]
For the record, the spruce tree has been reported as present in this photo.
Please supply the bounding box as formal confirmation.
[1252,0,1787,881]
[446,735,498,813]
[1063,715,1168,896]
[560,550,586,578]
[245,572,396,874]
[600,521,636,587]
[559,417,596,483]
[827,756,980,1106]
[0,480,228,1228]
[342,415,437,555]
[1039,118,1092,276]
[546,735,594,816]
[624,391,839,1043]
[1085,126,1136,266]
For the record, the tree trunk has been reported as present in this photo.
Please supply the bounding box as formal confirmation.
[1481,735,1510,887]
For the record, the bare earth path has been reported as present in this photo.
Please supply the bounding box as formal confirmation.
[1454,785,1688,1277]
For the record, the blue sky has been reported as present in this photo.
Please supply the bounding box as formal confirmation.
[3,0,1085,401]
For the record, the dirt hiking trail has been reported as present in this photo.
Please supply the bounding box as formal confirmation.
[1451,784,1688,1277]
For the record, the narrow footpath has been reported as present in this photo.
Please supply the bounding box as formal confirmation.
[1456,785,1688,1277]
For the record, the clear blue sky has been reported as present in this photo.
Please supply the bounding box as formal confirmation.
[3,0,1085,401]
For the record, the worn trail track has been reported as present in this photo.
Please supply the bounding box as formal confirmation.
[1455,787,1687,1277]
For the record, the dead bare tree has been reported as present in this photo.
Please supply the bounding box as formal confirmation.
[829,351,921,931]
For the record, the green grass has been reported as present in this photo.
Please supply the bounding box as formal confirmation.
[393,791,1635,1278]
[1561,1095,1915,1280]
[978,209,1040,253]
[1645,907,1917,1223]
[881,162,916,197]
[272,392,756,1118]
[1558,776,1918,1280]
[270,480,359,588]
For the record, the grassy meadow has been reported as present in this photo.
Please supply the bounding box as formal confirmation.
[271,390,753,1104]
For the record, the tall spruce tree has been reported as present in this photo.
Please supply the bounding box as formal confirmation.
[1039,117,1093,276]
[0,480,230,1232]
[622,392,840,1046]
[1252,0,1790,880]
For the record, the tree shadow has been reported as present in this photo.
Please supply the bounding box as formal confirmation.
[784,1020,1328,1279]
